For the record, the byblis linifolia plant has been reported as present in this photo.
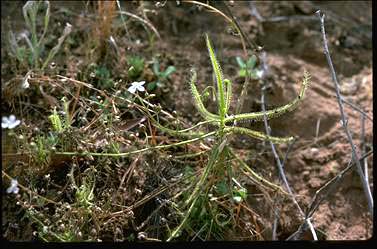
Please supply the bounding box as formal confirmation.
[161,34,311,241]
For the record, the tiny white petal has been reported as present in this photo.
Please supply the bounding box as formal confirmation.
[6,187,12,194]
[2,117,10,128]
[9,115,16,122]
[132,81,145,87]
[256,70,264,78]
[11,179,18,186]
[137,85,145,92]
[8,119,21,129]
[22,78,30,89]
[128,86,136,93]
[13,186,20,194]
[233,196,242,203]
[7,179,19,194]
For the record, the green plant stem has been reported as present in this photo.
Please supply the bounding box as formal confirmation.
[228,149,289,196]
[173,150,209,159]
[167,193,200,241]
[224,126,293,144]
[168,139,226,241]
[225,71,310,124]
[184,139,225,207]
[53,131,216,158]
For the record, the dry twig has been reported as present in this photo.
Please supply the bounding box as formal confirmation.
[287,149,373,240]
[261,86,318,240]
[316,10,373,217]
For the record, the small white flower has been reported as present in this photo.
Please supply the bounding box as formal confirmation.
[128,81,146,94]
[256,69,264,79]
[233,196,242,203]
[6,179,20,194]
[2,115,21,129]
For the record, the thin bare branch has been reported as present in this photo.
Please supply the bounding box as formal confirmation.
[117,10,161,40]
[341,96,373,122]
[360,114,370,190]
[261,86,318,240]
[316,10,373,217]
[287,149,373,240]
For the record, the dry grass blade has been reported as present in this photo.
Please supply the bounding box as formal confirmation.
[117,10,161,40]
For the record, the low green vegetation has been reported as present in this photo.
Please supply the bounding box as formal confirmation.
[236,55,260,79]
[147,58,176,91]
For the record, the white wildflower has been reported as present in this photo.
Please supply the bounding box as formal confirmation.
[256,69,264,79]
[2,115,21,129]
[233,196,242,203]
[6,179,20,194]
[128,81,146,94]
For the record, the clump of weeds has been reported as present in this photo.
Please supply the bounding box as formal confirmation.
[127,56,145,80]
[144,34,311,241]
[7,1,72,71]
[235,55,261,80]
[147,57,176,91]
[2,1,314,242]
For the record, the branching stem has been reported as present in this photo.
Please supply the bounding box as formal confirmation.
[316,10,373,217]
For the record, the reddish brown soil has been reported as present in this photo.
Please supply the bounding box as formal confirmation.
[1,1,372,241]
[148,1,373,240]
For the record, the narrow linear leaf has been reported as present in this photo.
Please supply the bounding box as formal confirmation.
[189,69,220,121]
[224,126,294,144]
[225,71,311,123]
[236,56,245,68]
[42,23,72,70]
[205,34,226,119]
[163,66,176,78]
[224,79,232,114]
[37,1,50,48]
